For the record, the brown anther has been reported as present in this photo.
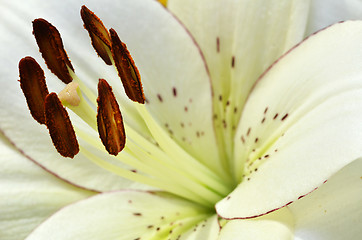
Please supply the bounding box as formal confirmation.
[19,56,49,124]
[97,79,126,156]
[110,29,145,104]
[81,5,112,65]
[33,18,74,84]
[45,93,79,158]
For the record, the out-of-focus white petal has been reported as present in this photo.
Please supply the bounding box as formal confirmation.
[291,158,362,240]
[306,0,362,35]
[0,133,94,240]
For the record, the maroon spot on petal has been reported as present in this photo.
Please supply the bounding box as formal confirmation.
[281,113,289,121]
[216,37,220,53]
[247,127,251,136]
[157,94,163,102]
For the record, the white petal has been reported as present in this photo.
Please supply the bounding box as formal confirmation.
[306,0,362,35]
[26,191,212,240]
[218,21,362,218]
[168,0,310,160]
[218,208,294,240]
[290,158,362,240]
[180,215,220,240]
[0,133,94,240]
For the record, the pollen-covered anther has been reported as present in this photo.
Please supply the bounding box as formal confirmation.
[45,93,79,158]
[81,5,112,65]
[58,81,81,106]
[110,29,145,104]
[97,79,126,156]
[19,56,49,124]
[33,18,74,84]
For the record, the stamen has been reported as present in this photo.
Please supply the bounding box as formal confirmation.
[109,29,145,104]
[80,5,112,65]
[19,56,49,124]
[33,18,74,83]
[45,93,79,158]
[97,79,126,156]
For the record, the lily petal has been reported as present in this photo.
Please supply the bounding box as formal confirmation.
[290,158,362,240]
[26,191,212,240]
[307,0,362,35]
[0,133,94,240]
[218,21,362,219]
[168,0,310,160]
[180,215,220,240]
[218,208,294,240]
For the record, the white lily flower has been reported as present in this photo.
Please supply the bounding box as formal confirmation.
[0,0,361,239]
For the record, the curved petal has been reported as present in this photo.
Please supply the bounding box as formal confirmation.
[218,21,362,218]
[0,133,94,240]
[218,208,294,240]
[26,191,212,240]
[168,0,310,160]
[0,0,220,190]
[290,158,362,240]
[180,215,220,240]
[306,0,362,35]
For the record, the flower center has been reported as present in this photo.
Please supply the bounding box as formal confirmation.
[18,6,235,209]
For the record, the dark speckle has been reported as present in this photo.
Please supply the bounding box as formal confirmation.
[247,127,251,136]
[231,56,235,68]
[273,113,279,120]
[133,213,142,216]
[216,37,220,52]
[184,106,188,112]
[172,87,177,97]
[255,138,259,143]
[261,117,265,124]
[219,95,223,102]
[264,107,268,114]
[281,113,289,121]
[157,94,163,102]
